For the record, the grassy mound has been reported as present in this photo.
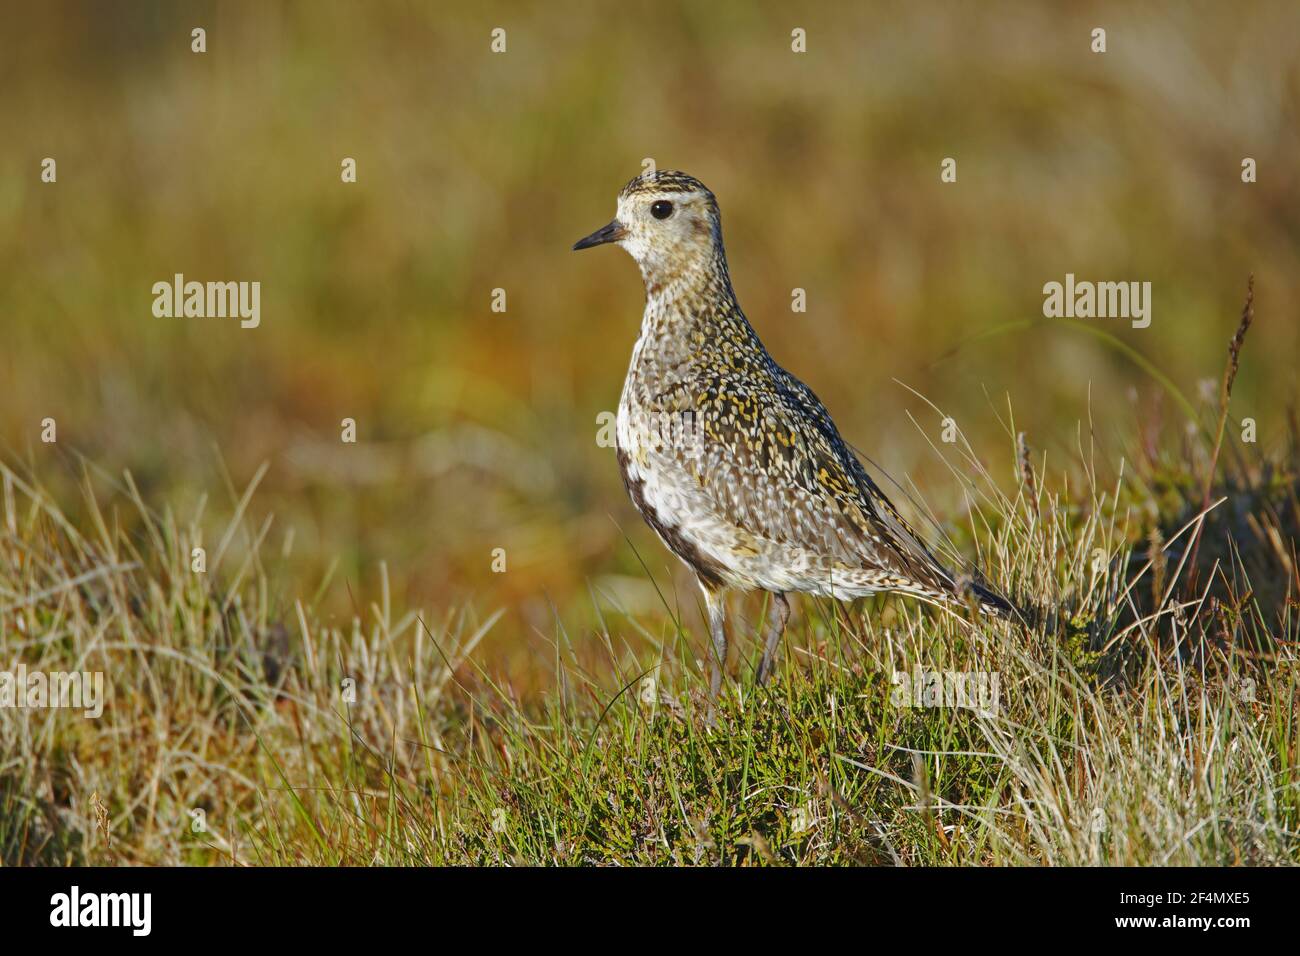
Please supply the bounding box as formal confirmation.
[2,413,1295,864]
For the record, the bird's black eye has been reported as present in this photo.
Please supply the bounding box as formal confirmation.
[651,200,673,220]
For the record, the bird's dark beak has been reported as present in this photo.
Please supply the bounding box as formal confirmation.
[572,219,627,251]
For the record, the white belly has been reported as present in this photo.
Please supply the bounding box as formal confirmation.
[617,397,881,599]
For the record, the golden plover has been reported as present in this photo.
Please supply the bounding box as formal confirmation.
[574,170,1013,702]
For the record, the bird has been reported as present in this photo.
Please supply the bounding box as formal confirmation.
[573,169,1015,705]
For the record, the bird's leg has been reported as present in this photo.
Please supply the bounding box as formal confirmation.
[756,591,790,685]
[700,581,729,715]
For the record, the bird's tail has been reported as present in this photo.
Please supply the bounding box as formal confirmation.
[904,573,1024,624]
[960,578,1068,637]
[943,575,1027,624]
[970,580,1018,619]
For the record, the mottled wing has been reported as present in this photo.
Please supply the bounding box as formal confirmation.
[687,364,954,592]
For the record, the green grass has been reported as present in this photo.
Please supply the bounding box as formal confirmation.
[3,390,1296,865]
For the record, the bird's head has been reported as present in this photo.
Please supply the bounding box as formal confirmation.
[573,170,725,287]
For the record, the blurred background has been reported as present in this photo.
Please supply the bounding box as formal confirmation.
[3,1,1298,668]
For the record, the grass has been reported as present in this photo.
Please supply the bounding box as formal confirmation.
[3,299,1296,865]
